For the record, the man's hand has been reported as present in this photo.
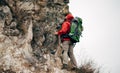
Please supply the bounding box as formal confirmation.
[54,32,58,35]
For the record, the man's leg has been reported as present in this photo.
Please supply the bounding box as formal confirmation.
[69,43,77,68]
[62,41,70,65]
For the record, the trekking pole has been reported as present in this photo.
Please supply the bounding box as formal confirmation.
[55,35,62,57]
[58,35,61,46]
[55,18,63,57]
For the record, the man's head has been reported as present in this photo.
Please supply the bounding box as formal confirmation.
[65,13,74,21]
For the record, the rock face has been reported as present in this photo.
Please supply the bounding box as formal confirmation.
[0,0,76,73]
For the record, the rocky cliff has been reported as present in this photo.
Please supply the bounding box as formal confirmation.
[0,0,100,73]
[0,0,77,73]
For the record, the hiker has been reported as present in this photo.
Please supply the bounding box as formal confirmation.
[55,13,77,69]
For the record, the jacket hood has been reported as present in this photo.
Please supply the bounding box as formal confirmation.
[65,14,74,21]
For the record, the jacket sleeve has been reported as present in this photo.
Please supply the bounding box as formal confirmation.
[58,22,70,35]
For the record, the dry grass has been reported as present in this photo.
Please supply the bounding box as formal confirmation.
[74,61,100,73]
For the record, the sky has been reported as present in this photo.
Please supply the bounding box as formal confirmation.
[69,0,120,73]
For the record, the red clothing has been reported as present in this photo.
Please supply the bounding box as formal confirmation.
[58,21,71,41]
[57,13,74,41]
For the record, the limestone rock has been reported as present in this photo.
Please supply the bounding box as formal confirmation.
[0,0,78,73]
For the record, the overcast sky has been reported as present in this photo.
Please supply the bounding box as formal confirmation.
[69,0,120,73]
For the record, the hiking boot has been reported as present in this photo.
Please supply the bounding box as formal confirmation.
[67,66,77,71]
[70,67,77,71]
[62,64,68,69]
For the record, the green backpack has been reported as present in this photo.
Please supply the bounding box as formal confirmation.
[68,17,83,43]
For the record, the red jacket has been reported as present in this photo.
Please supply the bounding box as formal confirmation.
[57,14,74,41]
[58,21,71,41]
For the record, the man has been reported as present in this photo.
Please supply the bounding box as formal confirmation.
[55,13,77,69]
